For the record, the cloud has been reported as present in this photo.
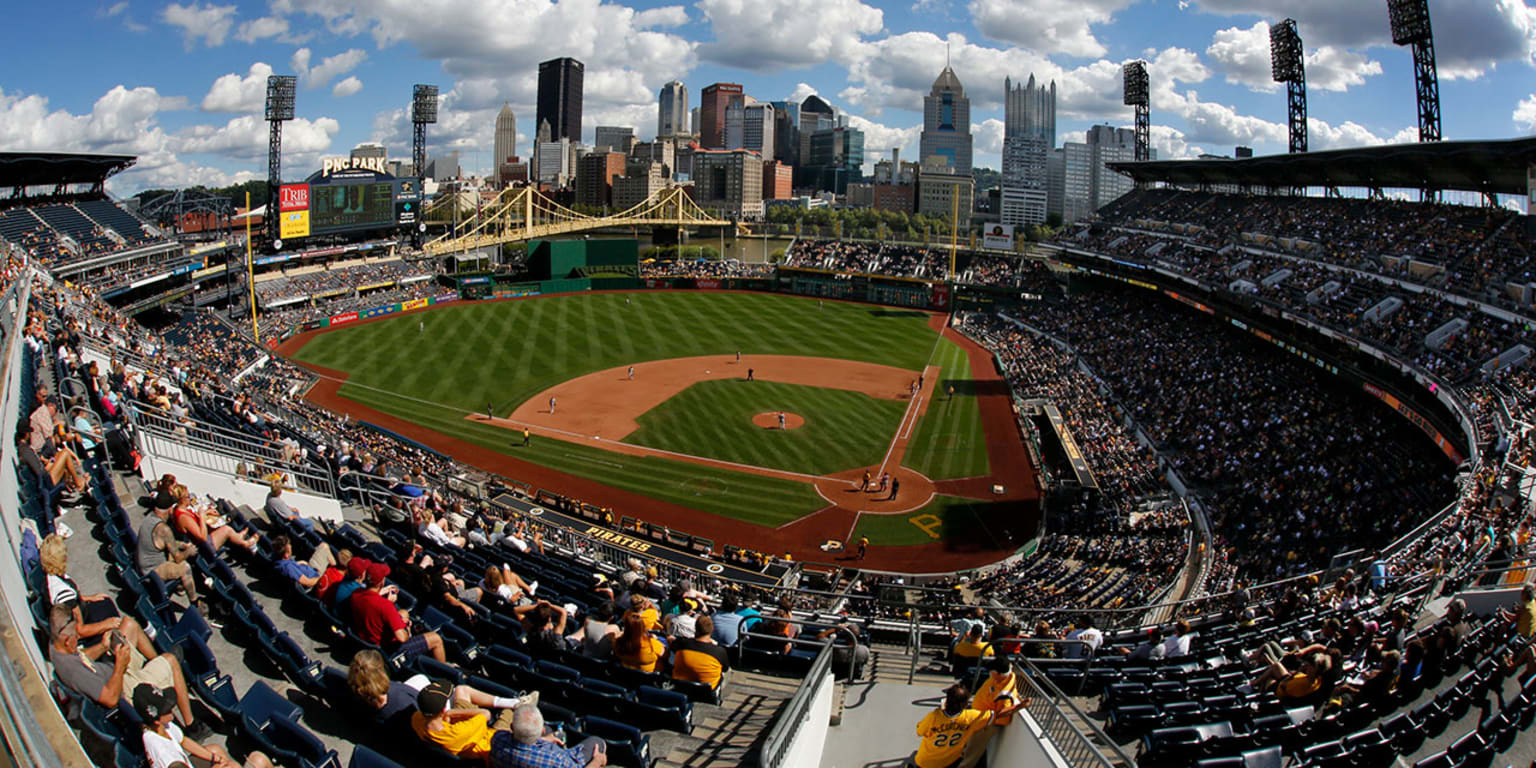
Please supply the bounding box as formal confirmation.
[697,0,882,70]
[176,114,340,157]
[104,1,128,16]
[201,63,274,113]
[332,76,363,98]
[291,47,367,88]
[1206,21,1381,93]
[841,113,921,172]
[236,15,308,43]
[161,2,237,48]
[966,0,1138,58]
[1191,0,1535,81]
[788,83,819,103]
[973,117,1005,155]
[1517,94,1536,130]
[634,5,687,28]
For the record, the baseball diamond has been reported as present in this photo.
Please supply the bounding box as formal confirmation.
[281,289,1040,569]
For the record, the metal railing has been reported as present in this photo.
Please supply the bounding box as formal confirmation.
[759,641,836,768]
[1014,657,1134,768]
[128,402,337,498]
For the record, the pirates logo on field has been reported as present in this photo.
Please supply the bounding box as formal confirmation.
[819,539,845,552]
[705,564,724,575]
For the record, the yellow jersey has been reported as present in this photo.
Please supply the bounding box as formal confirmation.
[974,673,1021,726]
[914,708,992,768]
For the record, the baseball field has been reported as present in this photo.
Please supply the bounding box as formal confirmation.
[282,290,1038,569]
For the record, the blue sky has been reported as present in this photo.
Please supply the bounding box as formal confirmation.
[1,0,1532,193]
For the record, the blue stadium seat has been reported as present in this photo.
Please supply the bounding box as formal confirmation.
[269,632,325,695]
[266,714,341,768]
[348,745,405,768]
[415,655,463,683]
[582,715,650,768]
[626,686,692,734]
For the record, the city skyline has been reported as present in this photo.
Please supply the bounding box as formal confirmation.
[1,0,1533,194]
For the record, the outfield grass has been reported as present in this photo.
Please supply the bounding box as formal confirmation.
[293,292,939,414]
[623,380,907,476]
[902,337,990,480]
[291,291,1009,531]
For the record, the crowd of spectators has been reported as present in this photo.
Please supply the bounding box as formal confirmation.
[257,281,442,339]
[255,259,436,306]
[638,259,775,279]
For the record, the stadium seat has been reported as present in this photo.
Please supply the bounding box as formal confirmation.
[348,745,405,768]
[581,715,650,768]
[269,632,325,696]
[266,714,341,768]
[626,686,692,734]
[415,655,463,683]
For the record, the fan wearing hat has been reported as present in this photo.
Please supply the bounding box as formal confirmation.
[348,561,448,662]
[329,556,371,608]
[135,683,273,768]
[411,679,535,760]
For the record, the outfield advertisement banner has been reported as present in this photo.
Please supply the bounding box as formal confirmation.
[982,224,1014,250]
[434,293,459,303]
[359,305,397,319]
[402,298,428,311]
[696,279,722,290]
[330,311,359,326]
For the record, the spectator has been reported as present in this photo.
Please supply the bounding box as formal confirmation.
[489,700,607,768]
[39,533,121,647]
[572,602,619,658]
[952,625,994,663]
[349,562,447,662]
[963,659,1027,768]
[133,684,271,768]
[911,683,1024,768]
[48,606,210,740]
[515,601,568,655]
[665,598,701,640]
[272,534,335,591]
[670,615,731,690]
[411,679,520,761]
[614,614,666,672]
[1162,620,1193,658]
[170,485,258,555]
[134,494,202,612]
[348,650,533,728]
[16,423,89,503]
[265,479,315,534]
[623,594,661,632]
[1121,627,1167,662]
[1064,616,1103,659]
[710,595,758,647]
[330,557,371,608]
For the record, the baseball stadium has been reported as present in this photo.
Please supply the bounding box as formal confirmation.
[2,7,1536,768]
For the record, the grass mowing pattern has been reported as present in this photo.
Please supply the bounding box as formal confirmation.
[293,292,938,414]
[902,337,990,480]
[291,292,940,525]
[623,380,908,476]
[339,386,824,527]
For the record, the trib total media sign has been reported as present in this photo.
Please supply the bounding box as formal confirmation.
[278,184,310,239]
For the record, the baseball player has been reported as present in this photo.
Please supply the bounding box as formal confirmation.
[522,428,531,447]
[888,478,901,500]
[861,470,872,492]
[736,350,741,363]
[857,536,869,560]
[778,412,786,429]
[628,366,635,380]
[549,396,557,415]
[486,402,494,421]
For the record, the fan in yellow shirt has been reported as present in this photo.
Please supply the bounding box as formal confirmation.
[912,682,1026,768]
[959,659,1029,767]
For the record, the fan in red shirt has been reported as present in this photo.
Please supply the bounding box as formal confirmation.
[349,563,447,663]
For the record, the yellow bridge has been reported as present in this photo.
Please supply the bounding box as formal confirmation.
[422,186,739,256]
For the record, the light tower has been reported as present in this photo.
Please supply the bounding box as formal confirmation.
[1122,61,1150,162]
[1387,0,1441,142]
[1270,18,1307,154]
[264,75,296,247]
[412,85,438,183]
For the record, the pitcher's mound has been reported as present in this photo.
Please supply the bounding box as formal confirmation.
[752,412,805,430]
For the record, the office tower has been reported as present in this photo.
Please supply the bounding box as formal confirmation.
[536,57,583,143]
[1057,125,1145,223]
[725,102,775,161]
[797,95,837,168]
[768,101,800,169]
[1000,74,1055,226]
[692,149,763,219]
[762,161,793,200]
[576,151,626,208]
[804,126,864,195]
[919,65,972,175]
[535,137,572,186]
[698,83,744,149]
[493,103,517,184]
[350,142,386,161]
[594,126,635,153]
[658,81,688,138]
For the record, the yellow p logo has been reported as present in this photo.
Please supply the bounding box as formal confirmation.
[910,514,942,540]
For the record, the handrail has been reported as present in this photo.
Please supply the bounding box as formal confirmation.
[736,618,862,680]
[127,402,337,498]
[758,641,836,768]
[1013,656,1134,768]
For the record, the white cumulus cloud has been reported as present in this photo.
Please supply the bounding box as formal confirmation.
[332,77,363,98]
[1514,94,1536,130]
[967,0,1139,58]
[201,63,274,113]
[697,0,882,70]
[291,47,367,88]
[161,2,237,48]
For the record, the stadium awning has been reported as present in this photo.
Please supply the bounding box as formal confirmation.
[0,152,136,194]
[1108,137,1536,196]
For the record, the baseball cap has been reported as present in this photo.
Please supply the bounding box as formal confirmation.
[416,679,454,716]
[132,683,175,721]
[365,562,391,587]
[346,557,371,580]
[681,598,701,613]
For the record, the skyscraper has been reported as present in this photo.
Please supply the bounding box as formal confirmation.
[1001,74,1055,226]
[699,83,744,149]
[725,102,775,161]
[658,81,688,138]
[768,101,800,169]
[919,65,972,175]
[1056,125,1145,223]
[594,126,635,153]
[536,57,583,143]
[493,103,517,184]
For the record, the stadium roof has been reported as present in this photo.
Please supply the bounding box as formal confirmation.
[0,152,136,191]
[1107,137,1536,196]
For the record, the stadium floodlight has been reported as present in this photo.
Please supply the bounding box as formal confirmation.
[1270,19,1308,154]
[1121,61,1149,107]
[1384,0,1441,148]
[265,75,296,122]
[412,84,439,125]
[1387,0,1432,45]
[1122,61,1151,163]
[1269,19,1304,83]
[265,75,298,247]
